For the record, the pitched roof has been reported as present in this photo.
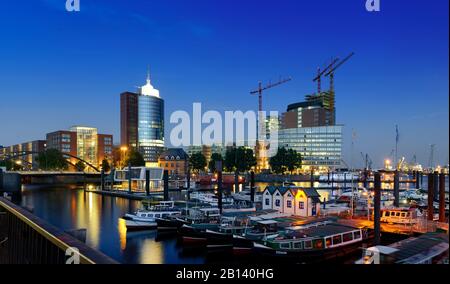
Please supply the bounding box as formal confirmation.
[159,148,189,160]
[264,186,321,200]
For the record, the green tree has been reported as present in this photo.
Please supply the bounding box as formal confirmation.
[36,149,68,171]
[124,150,145,167]
[208,153,223,173]
[269,147,302,174]
[224,147,256,173]
[101,159,111,172]
[75,161,86,172]
[269,147,287,174]
[190,152,207,173]
[286,148,302,173]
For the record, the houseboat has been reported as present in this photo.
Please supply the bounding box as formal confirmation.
[108,166,164,192]
[379,207,421,225]
[253,223,372,262]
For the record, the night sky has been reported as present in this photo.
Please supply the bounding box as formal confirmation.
[0,0,448,168]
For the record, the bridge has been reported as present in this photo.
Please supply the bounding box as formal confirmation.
[1,150,101,172]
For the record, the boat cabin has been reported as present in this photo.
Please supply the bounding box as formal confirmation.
[262,186,321,217]
[379,208,418,224]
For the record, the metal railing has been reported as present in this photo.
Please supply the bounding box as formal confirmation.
[0,197,117,264]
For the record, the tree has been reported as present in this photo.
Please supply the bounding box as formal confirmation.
[269,147,302,174]
[190,152,207,173]
[224,147,256,173]
[124,150,145,167]
[101,159,111,172]
[208,153,223,173]
[36,149,68,171]
[286,148,302,174]
[75,161,86,172]
[269,147,287,174]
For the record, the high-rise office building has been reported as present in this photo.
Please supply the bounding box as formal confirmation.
[120,73,164,165]
[279,92,343,170]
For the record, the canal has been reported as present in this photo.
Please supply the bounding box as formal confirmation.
[12,176,447,264]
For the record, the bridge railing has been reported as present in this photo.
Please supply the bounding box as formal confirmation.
[0,197,117,264]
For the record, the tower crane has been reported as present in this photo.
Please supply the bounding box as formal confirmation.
[313,58,339,94]
[250,77,291,138]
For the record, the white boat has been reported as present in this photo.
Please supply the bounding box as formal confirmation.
[190,192,234,206]
[231,190,263,203]
[380,207,422,225]
[124,219,157,231]
[124,201,181,224]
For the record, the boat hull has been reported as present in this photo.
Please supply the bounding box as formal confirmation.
[124,219,157,231]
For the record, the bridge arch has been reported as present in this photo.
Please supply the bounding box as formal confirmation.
[1,151,100,172]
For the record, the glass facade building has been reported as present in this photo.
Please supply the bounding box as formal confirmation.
[70,126,98,167]
[278,125,343,168]
[121,74,165,164]
[138,95,164,163]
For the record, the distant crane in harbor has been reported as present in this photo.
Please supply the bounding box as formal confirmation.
[360,152,373,170]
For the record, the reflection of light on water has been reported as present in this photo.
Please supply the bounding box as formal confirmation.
[118,218,127,251]
[140,239,163,264]
[86,192,100,248]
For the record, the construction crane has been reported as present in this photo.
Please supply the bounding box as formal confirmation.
[250,77,292,113]
[250,77,291,139]
[313,58,339,94]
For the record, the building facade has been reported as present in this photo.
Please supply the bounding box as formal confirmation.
[0,140,46,170]
[278,125,343,170]
[158,148,189,178]
[46,127,113,170]
[262,186,321,217]
[121,74,164,166]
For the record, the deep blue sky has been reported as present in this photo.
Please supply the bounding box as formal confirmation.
[0,0,448,168]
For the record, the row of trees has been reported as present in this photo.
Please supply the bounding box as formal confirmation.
[189,147,302,174]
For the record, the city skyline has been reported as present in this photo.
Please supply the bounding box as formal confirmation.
[0,0,448,168]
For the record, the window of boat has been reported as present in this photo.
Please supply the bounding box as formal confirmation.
[141,214,147,217]
[406,212,410,218]
[401,212,407,218]
[342,232,353,242]
[293,242,302,249]
[304,240,312,249]
[396,212,401,217]
[312,239,324,249]
[155,214,161,218]
[287,200,292,208]
[332,235,342,245]
[384,211,390,217]
[325,237,332,247]
[353,231,361,239]
[265,199,270,206]
[280,242,291,249]
[162,214,168,218]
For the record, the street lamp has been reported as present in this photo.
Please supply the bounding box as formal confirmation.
[120,146,128,169]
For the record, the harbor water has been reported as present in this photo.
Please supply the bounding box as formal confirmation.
[13,175,448,264]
